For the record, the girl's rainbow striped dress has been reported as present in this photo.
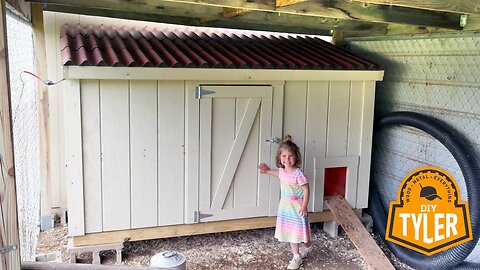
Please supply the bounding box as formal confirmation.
[274,168,311,243]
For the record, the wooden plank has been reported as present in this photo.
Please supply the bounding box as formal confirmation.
[211,98,261,210]
[283,81,307,161]
[347,81,363,157]
[185,82,200,224]
[268,83,283,216]
[80,80,102,233]
[21,261,158,270]
[6,0,31,20]
[199,97,213,212]
[0,0,20,267]
[305,81,329,212]
[130,80,157,228]
[256,95,271,209]
[351,0,480,15]
[63,80,85,236]
[32,3,53,230]
[72,211,338,247]
[325,196,395,270]
[64,67,385,82]
[326,81,350,157]
[100,80,130,231]
[158,81,185,226]
[356,81,375,209]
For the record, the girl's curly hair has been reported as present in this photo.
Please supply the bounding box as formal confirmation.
[275,135,302,168]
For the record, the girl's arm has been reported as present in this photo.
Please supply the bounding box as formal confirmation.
[258,163,279,176]
[300,183,310,216]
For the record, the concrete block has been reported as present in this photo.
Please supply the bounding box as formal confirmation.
[67,239,123,265]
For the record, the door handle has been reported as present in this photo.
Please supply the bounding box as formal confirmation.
[266,137,281,144]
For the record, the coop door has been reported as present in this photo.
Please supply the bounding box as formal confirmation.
[197,85,274,222]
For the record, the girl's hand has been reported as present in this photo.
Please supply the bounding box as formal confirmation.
[258,163,270,174]
[299,206,308,217]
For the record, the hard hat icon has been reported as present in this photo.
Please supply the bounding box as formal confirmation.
[420,184,442,201]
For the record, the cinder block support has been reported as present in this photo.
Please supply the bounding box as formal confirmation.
[323,220,340,237]
[67,239,123,264]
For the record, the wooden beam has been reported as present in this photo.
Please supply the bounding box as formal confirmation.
[72,211,339,247]
[222,7,251,19]
[32,3,52,231]
[6,0,31,19]
[21,262,156,270]
[351,0,480,15]
[30,0,387,34]
[275,0,306,8]
[0,0,20,269]
[275,0,463,30]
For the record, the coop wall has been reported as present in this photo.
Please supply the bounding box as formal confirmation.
[63,76,377,236]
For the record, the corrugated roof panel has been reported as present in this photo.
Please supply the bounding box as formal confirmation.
[61,24,381,70]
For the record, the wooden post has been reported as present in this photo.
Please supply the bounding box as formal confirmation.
[0,0,21,268]
[332,30,345,48]
[32,2,52,230]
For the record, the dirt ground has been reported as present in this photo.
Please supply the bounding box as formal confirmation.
[36,223,413,269]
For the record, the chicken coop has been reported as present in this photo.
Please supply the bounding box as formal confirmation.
[44,13,383,246]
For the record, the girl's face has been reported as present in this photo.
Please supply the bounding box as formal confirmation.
[280,149,296,169]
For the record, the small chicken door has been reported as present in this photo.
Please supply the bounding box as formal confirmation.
[197,85,275,222]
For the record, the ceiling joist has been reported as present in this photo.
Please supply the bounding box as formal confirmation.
[351,0,480,15]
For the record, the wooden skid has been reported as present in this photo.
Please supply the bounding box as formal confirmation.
[325,196,395,270]
[73,211,337,247]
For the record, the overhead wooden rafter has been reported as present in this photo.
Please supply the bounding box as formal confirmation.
[25,0,480,36]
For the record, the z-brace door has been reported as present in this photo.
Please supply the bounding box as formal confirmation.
[198,85,274,222]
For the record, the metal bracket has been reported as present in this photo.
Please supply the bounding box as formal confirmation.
[194,211,213,222]
[0,245,16,254]
[195,86,216,99]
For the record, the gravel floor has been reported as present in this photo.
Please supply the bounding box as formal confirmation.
[36,223,414,269]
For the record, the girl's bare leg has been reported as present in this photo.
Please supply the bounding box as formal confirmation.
[290,242,300,255]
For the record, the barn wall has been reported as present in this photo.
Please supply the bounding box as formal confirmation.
[346,32,480,262]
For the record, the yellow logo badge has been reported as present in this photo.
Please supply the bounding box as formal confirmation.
[385,166,472,255]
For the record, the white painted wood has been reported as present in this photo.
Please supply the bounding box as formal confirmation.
[347,82,364,157]
[283,81,307,159]
[326,81,350,157]
[199,98,213,211]
[158,81,185,226]
[80,80,102,233]
[210,98,236,210]
[130,80,158,228]
[100,80,130,231]
[268,83,284,216]
[64,80,85,236]
[305,82,329,212]
[315,156,359,208]
[197,85,274,222]
[185,82,200,224]
[211,98,261,210]
[356,81,376,209]
[65,66,384,82]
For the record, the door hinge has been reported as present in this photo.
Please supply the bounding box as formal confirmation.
[194,211,213,222]
[0,245,16,254]
[195,86,216,99]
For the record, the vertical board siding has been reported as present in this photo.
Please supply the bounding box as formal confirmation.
[81,80,102,233]
[305,82,329,211]
[326,81,350,157]
[64,80,84,236]
[185,82,199,223]
[347,82,364,157]
[268,83,284,216]
[158,81,185,226]
[100,80,131,231]
[130,81,158,228]
[356,82,375,208]
[283,81,307,162]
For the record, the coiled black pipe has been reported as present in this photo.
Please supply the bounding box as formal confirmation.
[369,111,480,270]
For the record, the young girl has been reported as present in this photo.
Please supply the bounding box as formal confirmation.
[258,135,312,270]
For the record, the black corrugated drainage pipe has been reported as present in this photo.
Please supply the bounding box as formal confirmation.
[369,111,480,270]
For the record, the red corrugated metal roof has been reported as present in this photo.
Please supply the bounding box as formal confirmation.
[60,24,381,70]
